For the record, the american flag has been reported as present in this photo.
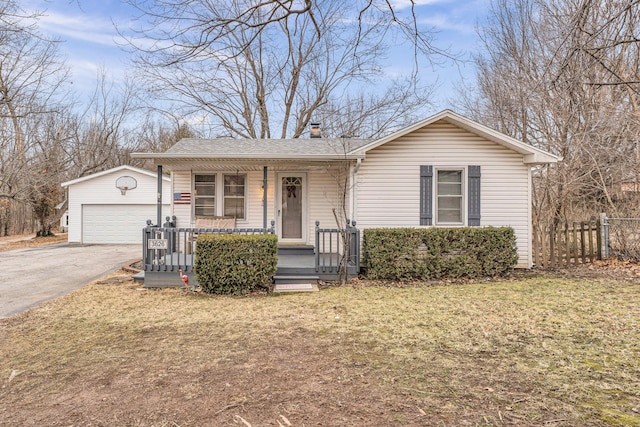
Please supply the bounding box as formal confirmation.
[173,192,191,205]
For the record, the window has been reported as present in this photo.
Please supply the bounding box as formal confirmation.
[436,170,463,224]
[194,174,216,216]
[223,174,246,219]
[420,165,481,226]
[193,173,246,219]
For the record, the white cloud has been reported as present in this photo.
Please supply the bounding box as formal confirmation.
[17,0,136,101]
[420,14,476,35]
[390,0,446,11]
[38,10,124,46]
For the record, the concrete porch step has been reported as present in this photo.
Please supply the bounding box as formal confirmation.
[273,274,320,285]
[273,283,319,293]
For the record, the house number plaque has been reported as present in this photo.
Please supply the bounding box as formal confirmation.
[147,239,168,250]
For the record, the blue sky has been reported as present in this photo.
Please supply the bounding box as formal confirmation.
[26,0,488,109]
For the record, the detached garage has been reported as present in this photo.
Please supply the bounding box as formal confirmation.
[62,166,171,244]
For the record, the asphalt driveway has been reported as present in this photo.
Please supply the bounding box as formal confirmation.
[0,243,141,318]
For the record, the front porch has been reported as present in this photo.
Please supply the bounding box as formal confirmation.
[140,221,360,288]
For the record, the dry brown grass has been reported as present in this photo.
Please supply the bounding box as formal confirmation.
[0,233,67,252]
[1,270,639,426]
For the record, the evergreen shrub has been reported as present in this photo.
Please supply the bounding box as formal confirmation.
[362,227,518,280]
[194,233,278,294]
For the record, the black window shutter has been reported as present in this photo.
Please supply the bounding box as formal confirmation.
[468,165,481,226]
[420,165,433,225]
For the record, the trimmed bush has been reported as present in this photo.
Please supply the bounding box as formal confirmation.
[194,233,278,294]
[362,227,518,280]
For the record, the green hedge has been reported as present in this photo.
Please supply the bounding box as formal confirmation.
[362,227,518,280]
[194,233,278,294]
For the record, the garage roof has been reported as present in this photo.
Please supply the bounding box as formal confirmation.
[61,165,170,188]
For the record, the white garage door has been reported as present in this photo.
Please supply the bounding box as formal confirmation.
[82,204,168,244]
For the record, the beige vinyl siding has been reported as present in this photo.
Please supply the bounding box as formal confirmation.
[307,168,344,242]
[357,120,532,268]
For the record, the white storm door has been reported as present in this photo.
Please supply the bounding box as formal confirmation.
[277,174,306,242]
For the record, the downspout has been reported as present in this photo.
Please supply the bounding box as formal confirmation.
[352,158,361,222]
[263,166,268,229]
[527,166,532,268]
[157,164,162,227]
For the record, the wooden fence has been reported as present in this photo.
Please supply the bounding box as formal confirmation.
[532,221,601,268]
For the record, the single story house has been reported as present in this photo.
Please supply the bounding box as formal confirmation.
[132,110,560,269]
[61,165,171,244]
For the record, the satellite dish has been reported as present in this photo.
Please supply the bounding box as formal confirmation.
[115,176,137,195]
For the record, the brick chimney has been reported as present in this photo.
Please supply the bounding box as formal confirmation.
[310,122,321,138]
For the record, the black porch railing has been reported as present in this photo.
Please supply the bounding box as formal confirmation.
[314,220,360,277]
[142,223,275,273]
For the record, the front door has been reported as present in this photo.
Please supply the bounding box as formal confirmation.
[277,174,306,242]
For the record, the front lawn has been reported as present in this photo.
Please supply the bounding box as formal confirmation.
[1,269,639,426]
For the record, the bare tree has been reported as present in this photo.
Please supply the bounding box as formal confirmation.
[0,0,71,234]
[123,0,442,139]
[463,0,640,225]
[135,119,199,153]
[552,0,640,95]
[124,0,448,63]
[313,78,433,138]
[64,69,142,178]
[0,2,172,236]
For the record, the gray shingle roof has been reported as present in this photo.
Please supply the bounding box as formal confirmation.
[165,137,373,158]
[131,110,560,165]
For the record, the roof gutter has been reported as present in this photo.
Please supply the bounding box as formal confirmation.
[130,153,365,161]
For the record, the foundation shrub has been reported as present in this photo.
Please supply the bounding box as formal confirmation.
[194,233,278,294]
[362,227,518,280]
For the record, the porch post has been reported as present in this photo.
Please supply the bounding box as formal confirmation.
[157,164,162,227]
[263,166,268,229]
[352,158,361,222]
